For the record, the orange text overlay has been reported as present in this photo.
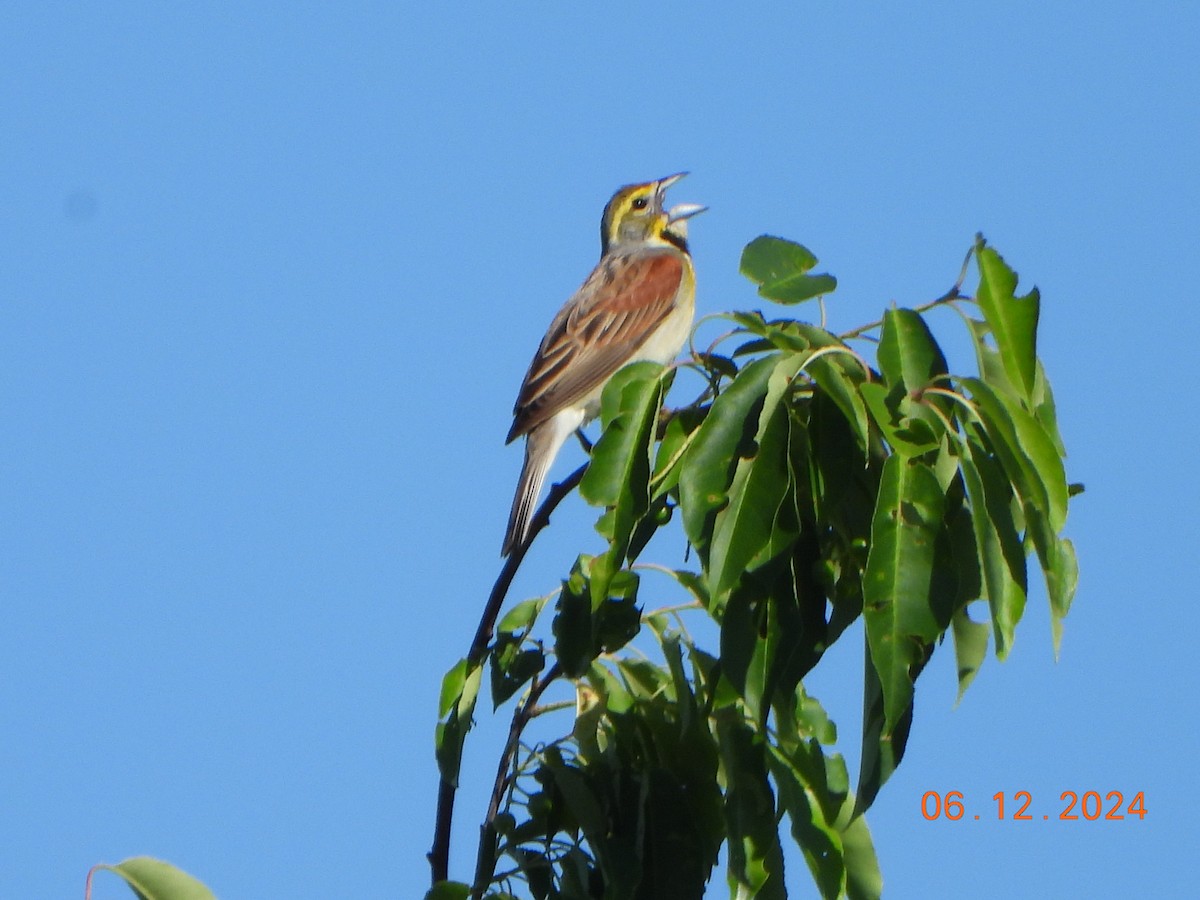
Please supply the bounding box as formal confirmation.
[920,790,1147,822]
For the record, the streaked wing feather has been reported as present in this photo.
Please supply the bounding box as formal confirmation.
[508,251,684,441]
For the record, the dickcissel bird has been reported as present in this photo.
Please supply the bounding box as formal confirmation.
[502,172,705,556]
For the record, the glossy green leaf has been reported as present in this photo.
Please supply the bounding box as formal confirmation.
[975,239,1040,402]
[741,236,837,305]
[962,380,1074,646]
[715,709,787,899]
[741,235,818,280]
[951,607,989,703]
[437,658,469,718]
[580,361,669,575]
[1050,538,1079,657]
[707,354,803,604]
[1033,361,1067,455]
[964,317,1018,403]
[434,661,482,783]
[840,812,883,900]
[760,272,839,304]
[679,354,779,560]
[962,377,1068,533]
[859,382,939,458]
[855,630,916,815]
[767,745,845,899]
[90,858,215,900]
[792,329,873,450]
[877,308,948,395]
[489,637,545,708]
[862,456,945,733]
[496,595,549,636]
[651,407,704,499]
[960,435,1028,659]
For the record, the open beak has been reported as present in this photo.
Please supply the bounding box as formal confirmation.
[655,172,689,194]
[667,202,707,224]
[654,173,706,222]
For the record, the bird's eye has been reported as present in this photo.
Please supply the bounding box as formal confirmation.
[630,197,649,210]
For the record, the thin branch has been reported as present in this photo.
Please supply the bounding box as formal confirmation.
[469,463,588,662]
[471,663,564,899]
[530,699,576,718]
[838,246,977,341]
[428,463,587,887]
[838,288,968,341]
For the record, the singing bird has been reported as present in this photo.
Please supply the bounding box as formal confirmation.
[502,173,705,556]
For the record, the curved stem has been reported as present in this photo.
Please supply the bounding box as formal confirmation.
[839,244,977,342]
[429,463,587,887]
[469,463,588,662]
[471,663,564,899]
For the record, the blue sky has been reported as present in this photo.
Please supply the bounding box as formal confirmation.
[3,3,1197,897]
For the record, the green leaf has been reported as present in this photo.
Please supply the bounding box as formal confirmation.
[975,238,1040,402]
[964,317,1013,394]
[767,745,845,899]
[859,382,940,458]
[651,407,704,499]
[679,354,780,561]
[1032,360,1068,456]
[707,354,803,604]
[593,571,641,656]
[554,557,598,678]
[855,630,916,815]
[425,883,472,900]
[963,380,1074,646]
[91,857,216,900]
[862,456,945,733]
[587,660,633,714]
[490,636,545,708]
[580,362,669,587]
[741,235,837,305]
[789,325,873,450]
[437,658,469,718]
[434,662,483,784]
[616,657,671,700]
[951,607,989,703]
[840,811,883,900]
[959,435,1028,659]
[541,750,642,897]
[497,595,549,636]
[877,308,948,395]
[715,708,787,899]
[741,235,818,280]
[1050,537,1079,658]
[962,378,1068,533]
[760,273,839,304]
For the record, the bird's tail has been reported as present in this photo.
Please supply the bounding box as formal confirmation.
[502,414,577,557]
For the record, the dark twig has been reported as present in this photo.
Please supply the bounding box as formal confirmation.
[429,462,588,887]
[471,662,563,898]
[468,463,588,662]
[838,244,977,341]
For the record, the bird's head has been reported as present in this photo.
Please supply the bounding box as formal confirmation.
[599,172,706,255]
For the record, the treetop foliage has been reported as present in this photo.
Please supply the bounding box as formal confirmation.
[430,233,1079,899]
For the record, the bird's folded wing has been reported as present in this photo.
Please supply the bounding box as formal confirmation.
[507,250,684,442]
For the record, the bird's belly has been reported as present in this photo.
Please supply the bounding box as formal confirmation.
[632,299,694,367]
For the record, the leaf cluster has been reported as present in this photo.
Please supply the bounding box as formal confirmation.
[432,235,1078,899]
